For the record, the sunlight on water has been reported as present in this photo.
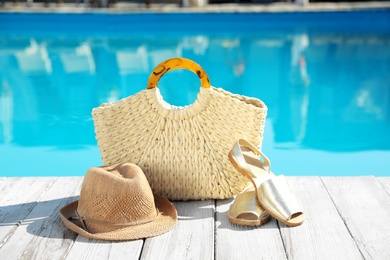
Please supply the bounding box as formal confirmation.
[1,15,390,176]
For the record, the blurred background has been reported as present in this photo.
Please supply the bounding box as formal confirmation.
[1,10,390,177]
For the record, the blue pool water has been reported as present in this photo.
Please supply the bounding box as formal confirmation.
[0,11,390,177]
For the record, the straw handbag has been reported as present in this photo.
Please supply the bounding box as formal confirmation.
[92,58,267,200]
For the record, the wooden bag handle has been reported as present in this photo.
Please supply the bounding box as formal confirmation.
[147,57,211,89]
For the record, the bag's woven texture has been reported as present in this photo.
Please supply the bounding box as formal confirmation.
[92,86,267,200]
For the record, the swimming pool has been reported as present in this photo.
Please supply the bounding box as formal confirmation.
[1,11,390,176]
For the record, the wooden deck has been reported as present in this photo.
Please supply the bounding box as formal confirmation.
[0,176,389,259]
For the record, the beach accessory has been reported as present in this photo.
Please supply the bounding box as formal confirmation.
[228,187,271,226]
[92,57,267,200]
[228,139,305,227]
[59,163,177,241]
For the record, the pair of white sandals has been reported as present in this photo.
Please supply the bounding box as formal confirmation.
[227,139,305,227]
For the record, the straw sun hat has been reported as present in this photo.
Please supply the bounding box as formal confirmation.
[59,163,177,241]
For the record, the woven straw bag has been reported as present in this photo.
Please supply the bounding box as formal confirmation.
[92,58,267,200]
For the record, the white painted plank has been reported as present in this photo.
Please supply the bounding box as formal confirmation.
[280,177,363,260]
[0,177,83,260]
[377,177,390,196]
[0,177,57,246]
[322,176,390,259]
[141,200,214,260]
[108,239,143,259]
[65,235,143,260]
[216,198,287,259]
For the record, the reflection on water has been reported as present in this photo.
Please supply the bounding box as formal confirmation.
[1,32,390,176]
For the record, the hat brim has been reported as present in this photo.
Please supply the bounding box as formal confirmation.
[59,195,177,241]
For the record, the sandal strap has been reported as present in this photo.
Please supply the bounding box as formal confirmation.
[258,175,303,221]
[228,190,264,219]
[231,139,271,177]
